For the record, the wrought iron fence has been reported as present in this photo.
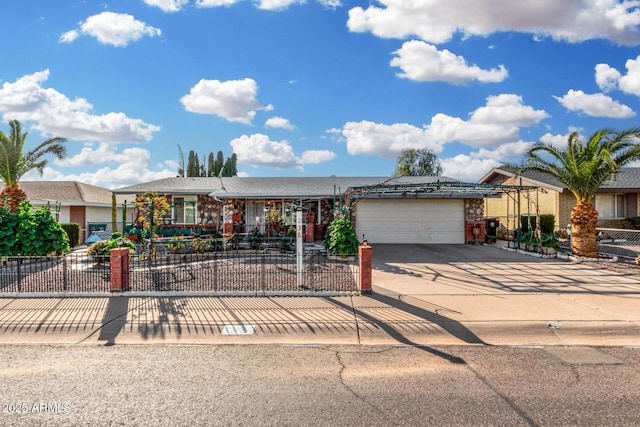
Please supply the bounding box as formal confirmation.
[129,249,359,294]
[0,253,110,294]
[0,246,359,295]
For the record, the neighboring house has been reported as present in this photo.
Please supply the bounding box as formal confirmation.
[113,176,501,244]
[20,181,134,242]
[479,167,640,230]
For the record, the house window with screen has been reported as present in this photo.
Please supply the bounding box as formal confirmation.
[173,196,198,224]
[595,193,626,219]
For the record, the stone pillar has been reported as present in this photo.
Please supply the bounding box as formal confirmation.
[110,248,130,292]
[359,245,372,294]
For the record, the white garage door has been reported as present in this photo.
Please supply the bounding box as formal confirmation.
[355,199,464,244]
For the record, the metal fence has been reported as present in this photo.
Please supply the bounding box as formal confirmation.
[129,249,359,294]
[555,227,640,261]
[0,247,359,295]
[0,253,111,293]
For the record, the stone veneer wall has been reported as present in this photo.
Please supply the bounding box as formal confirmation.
[464,198,486,244]
[198,195,222,228]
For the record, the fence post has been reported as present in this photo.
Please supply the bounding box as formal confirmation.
[110,248,130,292]
[358,244,372,294]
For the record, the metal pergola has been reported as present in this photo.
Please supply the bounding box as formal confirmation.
[343,180,544,247]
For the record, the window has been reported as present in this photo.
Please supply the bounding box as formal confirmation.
[173,196,198,224]
[595,193,626,219]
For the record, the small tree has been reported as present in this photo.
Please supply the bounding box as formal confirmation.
[393,148,442,177]
[134,191,171,240]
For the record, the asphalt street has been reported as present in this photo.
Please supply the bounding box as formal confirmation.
[1,344,639,427]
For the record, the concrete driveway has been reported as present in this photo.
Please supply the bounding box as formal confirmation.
[365,243,640,346]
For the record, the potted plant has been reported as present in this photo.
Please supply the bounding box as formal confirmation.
[324,216,359,258]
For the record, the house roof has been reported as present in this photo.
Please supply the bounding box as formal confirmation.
[113,176,462,199]
[478,167,640,192]
[20,181,126,206]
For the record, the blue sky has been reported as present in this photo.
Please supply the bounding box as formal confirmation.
[3,0,640,189]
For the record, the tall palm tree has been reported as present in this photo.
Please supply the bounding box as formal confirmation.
[524,127,640,258]
[0,120,66,213]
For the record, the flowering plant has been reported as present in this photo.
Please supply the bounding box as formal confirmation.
[134,191,170,240]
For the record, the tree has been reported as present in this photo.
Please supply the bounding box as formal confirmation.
[523,128,640,258]
[187,150,198,177]
[207,152,215,177]
[393,148,442,177]
[177,145,185,177]
[222,153,237,177]
[213,151,224,176]
[0,120,66,213]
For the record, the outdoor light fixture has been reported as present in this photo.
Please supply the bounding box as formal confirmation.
[362,234,368,246]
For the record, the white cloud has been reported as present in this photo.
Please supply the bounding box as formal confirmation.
[342,121,442,158]
[595,63,621,92]
[0,70,160,143]
[318,0,342,9]
[230,133,335,169]
[195,0,241,6]
[390,40,508,84]
[59,30,79,44]
[23,146,176,189]
[441,154,500,182]
[60,12,161,47]
[256,0,305,11]
[596,57,640,96]
[143,0,189,12]
[347,0,640,46]
[339,94,548,159]
[539,132,571,149]
[265,116,295,130]
[181,78,272,124]
[554,89,635,118]
[300,150,336,164]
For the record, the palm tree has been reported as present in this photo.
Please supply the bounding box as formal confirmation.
[524,127,640,258]
[0,120,66,213]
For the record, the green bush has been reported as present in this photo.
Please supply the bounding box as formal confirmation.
[621,216,640,230]
[324,216,359,256]
[87,232,135,261]
[61,223,81,247]
[539,214,555,234]
[0,201,70,256]
[520,215,536,233]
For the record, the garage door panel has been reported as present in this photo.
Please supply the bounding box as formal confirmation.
[356,199,464,244]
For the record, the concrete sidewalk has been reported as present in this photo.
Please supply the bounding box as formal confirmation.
[0,244,639,346]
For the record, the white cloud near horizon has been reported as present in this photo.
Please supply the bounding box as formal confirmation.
[554,89,635,118]
[181,78,273,124]
[347,0,640,46]
[391,40,508,84]
[339,94,547,159]
[60,12,161,47]
[0,70,160,143]
[230,133,335,169]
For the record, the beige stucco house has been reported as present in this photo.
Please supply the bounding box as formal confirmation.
[479,167,640,231]
[20,181,134,242]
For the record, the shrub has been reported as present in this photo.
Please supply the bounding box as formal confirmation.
[61,223,81,247]
[539,214,555,234]
[87,232,135,261]
[520,215,536,233]
[621,216,640,230]
[324,216,359,256]
[0,201,70,256]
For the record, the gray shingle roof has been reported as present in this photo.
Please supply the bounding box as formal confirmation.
[113,176,457,198]
[480,167,640,191]
[20,181,125,206]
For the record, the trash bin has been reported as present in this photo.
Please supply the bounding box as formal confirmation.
[485,218,499,243]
